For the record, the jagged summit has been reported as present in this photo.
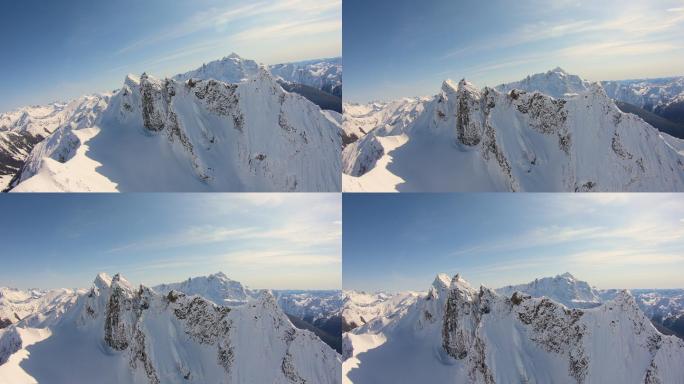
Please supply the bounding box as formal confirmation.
[224,52,242,60]
[559,272,576,280]
[549,66,568,74]
[432,273,451,289]
[94,272,112,289]
[496,67,593,99]
[441,79,458,93]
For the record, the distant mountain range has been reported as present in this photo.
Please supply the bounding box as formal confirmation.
[343,68,684,192]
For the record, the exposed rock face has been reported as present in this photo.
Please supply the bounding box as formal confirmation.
[0,327,22,365]
[104,275,133,351]
[453,80,484,147]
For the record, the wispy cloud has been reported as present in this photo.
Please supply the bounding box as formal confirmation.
[231,18,341,42]
[116,0,340,55]
[443,3,684,61]
[106,226,259,253]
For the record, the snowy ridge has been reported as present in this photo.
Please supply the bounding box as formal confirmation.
[495,273,684,337]
[343,69,684,192]
[0,95,110,190]
[0,273,341,384]
[0,287,82,329]
[5,53,342,192]
[343,273,684,384]
[341,290,422,332]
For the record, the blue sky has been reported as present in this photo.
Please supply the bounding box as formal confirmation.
[0,0,341,112]
[343,194,684,292]
[0,194,341,290]
[344,0,684,102]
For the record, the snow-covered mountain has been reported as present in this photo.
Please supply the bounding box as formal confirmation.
[342,290,422,332]
[3,53,341,192]
[0,287,82,329]
[0,273,341,383]
[269,57,342,97]
[496,272,602,309]
[153,272,251,307]
[0,95,110,190]
[343,273,684,384]
[275,290,343,325]
[152,273,343,351]
[602,76,684,113]
[343,69,684,192]
[497,67,592,99]
[496,273,684,339]
[602,289,684,340]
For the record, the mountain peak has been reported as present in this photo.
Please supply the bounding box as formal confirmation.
[559,272,576,280]
[441,79,458,93]
[432,273,451,289]
[93,272,112,290]
[549,66,568,74]
[208,271,231,281]
[225,52,242,60]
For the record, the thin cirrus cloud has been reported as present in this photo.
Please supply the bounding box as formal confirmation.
[116,0,341,55]
[107,220,341,254]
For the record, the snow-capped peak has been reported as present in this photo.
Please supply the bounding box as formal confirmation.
[173,52,261,84]
[432,273,451,290]
[110,273,133,292]
[224,52,242,60]
[153,272,251,306]
[496,67,592,99]
[441,79,459,94]
[497,272,602,309]
[93,272,112,290]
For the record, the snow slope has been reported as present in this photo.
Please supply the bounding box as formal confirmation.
[343,69,684,192]
[342,290,422,332]
[0,273,341,384]
[0,287,81,329]
[344,273,684,384]
[0,95,109,190]
[7,54,341,192]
